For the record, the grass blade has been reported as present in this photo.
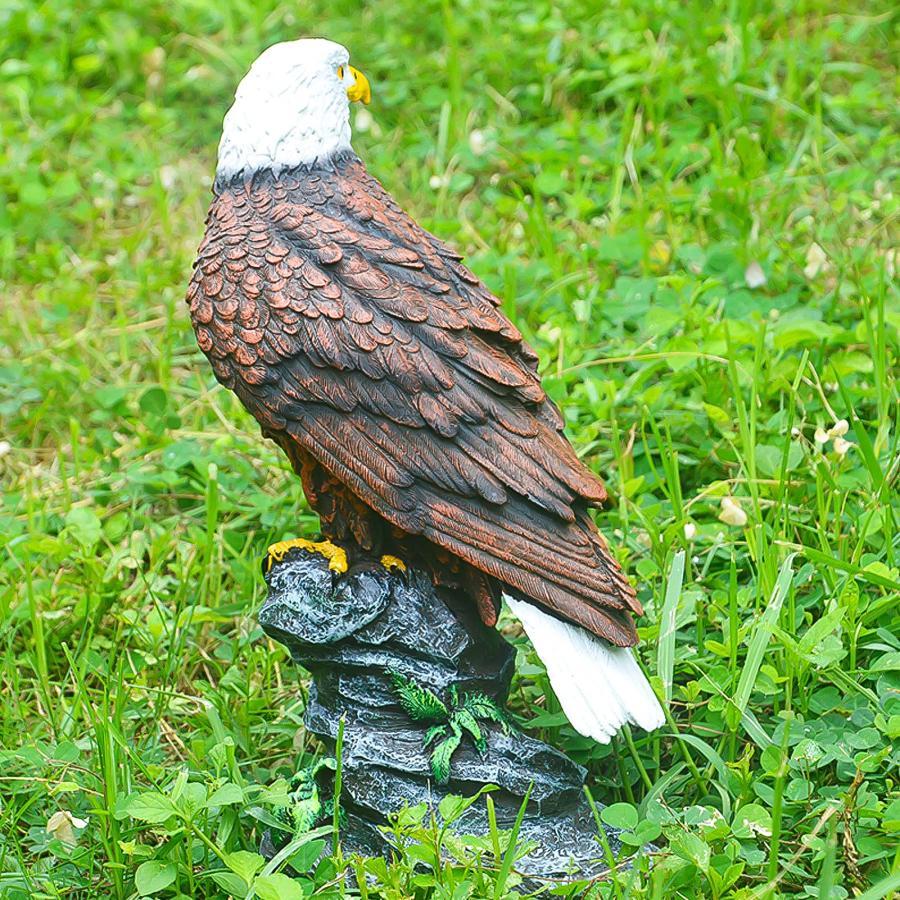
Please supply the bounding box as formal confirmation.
[493,783,532,899]
[332,716,345,858]
[733,555,795,717]
[657,549,685,705]
[854,871,900,900]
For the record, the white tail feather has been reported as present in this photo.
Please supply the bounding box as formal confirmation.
[505,596,665,743]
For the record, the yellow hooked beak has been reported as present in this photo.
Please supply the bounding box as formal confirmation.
[345,65,371,105]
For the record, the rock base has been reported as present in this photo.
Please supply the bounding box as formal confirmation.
[259,550,623,886]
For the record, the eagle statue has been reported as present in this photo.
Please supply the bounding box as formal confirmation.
[187,39,665,743]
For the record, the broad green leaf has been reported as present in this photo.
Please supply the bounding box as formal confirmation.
[286,838,326,873]
[439,794,468,822]
[871,651,900,672]
[671,831,711,871]
[64,507,102,551]
[798,606,844,656]
[134,860,176,895]
[704,403,731,426]
[438,786,496,828]
[246,805,294,832]
[620,819,662,846]
[224,850,264,884]
[207,782,244,807]
[883,798,900,832]
[139,385,168,415]
[177,781,207,818]
[731,803,772,839]
[684,805,729,839]
[600,802,638,831]
[254,872,305,900]
[119,792,177,824]
[210,870,249,897]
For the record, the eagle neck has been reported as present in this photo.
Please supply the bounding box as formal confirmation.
[215,82,353,180]
[211,153,360,196]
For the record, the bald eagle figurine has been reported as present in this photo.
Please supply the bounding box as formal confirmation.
[187,39,665,743]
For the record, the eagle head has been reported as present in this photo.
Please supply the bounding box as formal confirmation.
[216,38,370,179]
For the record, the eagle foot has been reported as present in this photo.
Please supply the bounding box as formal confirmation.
[379,554,408,575]
[265,538,348,574]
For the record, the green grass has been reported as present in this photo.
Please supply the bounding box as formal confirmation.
[1,0,897,896]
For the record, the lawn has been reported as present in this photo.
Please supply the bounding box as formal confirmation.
[1,0,897,897]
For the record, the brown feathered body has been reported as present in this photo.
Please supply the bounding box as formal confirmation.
[187,154,641,646]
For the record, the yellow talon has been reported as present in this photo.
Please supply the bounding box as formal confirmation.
[266,538,348,574]
[380,554,407,574]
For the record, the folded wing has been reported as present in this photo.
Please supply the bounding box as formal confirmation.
[188,158,641,645]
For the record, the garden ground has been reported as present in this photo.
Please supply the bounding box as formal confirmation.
[0,1,897,897]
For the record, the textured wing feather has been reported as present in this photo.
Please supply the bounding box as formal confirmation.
[188,156,640,645]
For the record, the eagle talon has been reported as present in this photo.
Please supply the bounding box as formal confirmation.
[265,538,348,574]
[380,554,408,575]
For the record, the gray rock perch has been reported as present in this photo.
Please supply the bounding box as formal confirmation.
[259,549,625,885]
